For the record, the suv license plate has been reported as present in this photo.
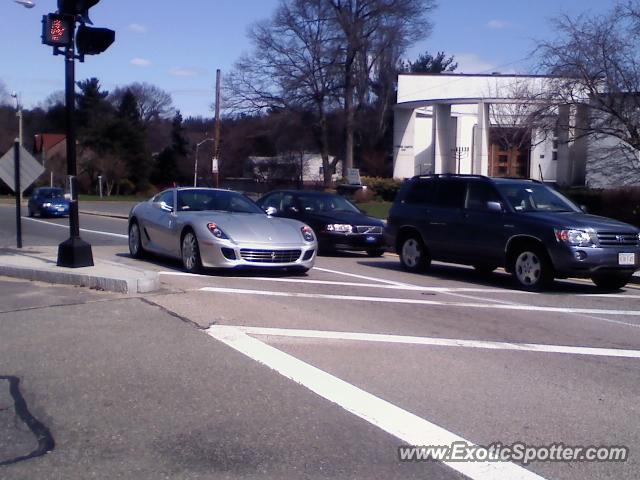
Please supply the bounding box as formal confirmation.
[619,253,636,265]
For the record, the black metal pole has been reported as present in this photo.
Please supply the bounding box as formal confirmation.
[14,140,22,249]
[57,30,93,267]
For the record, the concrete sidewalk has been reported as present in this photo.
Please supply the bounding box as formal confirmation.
[0,247,160,294]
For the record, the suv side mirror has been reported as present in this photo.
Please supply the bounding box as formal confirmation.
[265,206,277,216]
[486,201,504,213]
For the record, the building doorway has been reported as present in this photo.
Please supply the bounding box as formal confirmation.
[489,128,531,178]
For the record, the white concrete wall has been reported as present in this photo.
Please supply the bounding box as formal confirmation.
[397,74,551,105]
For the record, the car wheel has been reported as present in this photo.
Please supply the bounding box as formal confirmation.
[181,230,203,274]
[128,221,145,259]
[367,249,385,257]
[512,247,553,290]
[474,264,497,275]
[399,236,430,273]
[591,272,633,291]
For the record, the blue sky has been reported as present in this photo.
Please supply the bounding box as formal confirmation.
[2,0,613,118]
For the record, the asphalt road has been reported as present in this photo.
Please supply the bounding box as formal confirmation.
[1,203,640,479]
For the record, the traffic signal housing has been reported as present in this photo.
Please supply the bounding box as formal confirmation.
[76,25,115,55]
[57,0,99,24]
[42,13,73,47]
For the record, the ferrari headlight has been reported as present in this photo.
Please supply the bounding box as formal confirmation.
[554,228,597,247]
[301,225,315,242]
[207,223,228,239]
[325,224,352,233]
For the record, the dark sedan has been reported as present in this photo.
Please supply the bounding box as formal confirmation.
[28,187,70,218]
[257,190,386,256]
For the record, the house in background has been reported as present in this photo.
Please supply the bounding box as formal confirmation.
[33,133,66,187]
[393,73,640,188]
[245,153,342,185]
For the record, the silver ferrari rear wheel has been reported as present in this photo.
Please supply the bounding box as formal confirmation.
[181,231,202,273]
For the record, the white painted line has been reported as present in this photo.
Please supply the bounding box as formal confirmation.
[580,294,640,299]
[158,271,530,294]
[23,217,128,239]
[235,326,640,359]
[312,266,409,286]
[198,286,640,317]
[207,325,546,480]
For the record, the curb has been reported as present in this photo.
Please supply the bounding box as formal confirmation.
[0,264,160,294]
[79,210,129,220]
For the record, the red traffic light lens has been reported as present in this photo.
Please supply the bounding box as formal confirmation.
[42,14,73,47]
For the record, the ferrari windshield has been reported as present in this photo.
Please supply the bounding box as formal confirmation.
[177,189,264,214]
[496,183,580,213]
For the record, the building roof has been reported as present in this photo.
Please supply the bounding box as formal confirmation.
[33,134,66,153]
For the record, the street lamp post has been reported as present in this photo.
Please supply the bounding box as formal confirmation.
[195,138,214,187]
[10,92,23,146]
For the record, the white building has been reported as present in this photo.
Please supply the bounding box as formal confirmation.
[393,73,639,188]
[246,153,341,184]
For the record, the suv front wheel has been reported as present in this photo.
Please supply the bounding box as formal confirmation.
[399,236,430,273]
[512,247,553,290]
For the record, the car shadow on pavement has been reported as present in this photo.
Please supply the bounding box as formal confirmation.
[114,253,311,278]
[356,259,616,295]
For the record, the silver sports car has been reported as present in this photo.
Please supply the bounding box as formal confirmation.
[128,188,317,273]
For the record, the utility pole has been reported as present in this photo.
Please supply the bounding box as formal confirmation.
[213,69,221,188]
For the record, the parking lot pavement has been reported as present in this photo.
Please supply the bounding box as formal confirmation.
[3,202,640,479]
[141,253,640,479]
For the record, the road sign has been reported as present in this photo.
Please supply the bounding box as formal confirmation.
[346,168,362,185]
[211,157,219,173]
[0,145,45,193]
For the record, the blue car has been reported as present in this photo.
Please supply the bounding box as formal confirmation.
[28,187,70,218]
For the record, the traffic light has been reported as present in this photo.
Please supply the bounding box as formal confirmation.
[57,0,99,24]
[42,13,73,47]
[76,25,115,56]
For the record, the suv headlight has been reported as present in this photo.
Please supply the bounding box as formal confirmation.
[301,225,315,242]
[42,202,52,207]
[554,228,597,247]
[325,224,352,233]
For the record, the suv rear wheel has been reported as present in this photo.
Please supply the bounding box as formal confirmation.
[591,272,633,291]
[512,246,553,290]
[399,236,430,272]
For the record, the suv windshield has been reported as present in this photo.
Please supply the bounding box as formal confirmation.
[177,189,264,214]
[496,183,579,213]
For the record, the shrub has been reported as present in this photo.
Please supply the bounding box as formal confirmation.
[360,176,403,201]
[561,187,640,227]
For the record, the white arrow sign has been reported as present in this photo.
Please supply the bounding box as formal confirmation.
[0,145,45,193]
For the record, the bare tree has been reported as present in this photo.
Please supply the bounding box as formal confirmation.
[328,0,436,171]
[535,1,640,153]
[0,79,9,106]
[110,82,175,124]
[225,0,341,186]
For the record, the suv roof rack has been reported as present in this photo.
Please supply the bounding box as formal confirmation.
[412,173,489,180]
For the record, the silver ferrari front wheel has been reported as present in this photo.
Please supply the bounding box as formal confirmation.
[181,231,202,273]
[128,221,144,259]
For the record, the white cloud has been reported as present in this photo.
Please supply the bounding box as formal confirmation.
[128,23,148,33]
[169,67,207,77]
[487,19,510,29]
[453,53,497,74]
[130,58,152,67]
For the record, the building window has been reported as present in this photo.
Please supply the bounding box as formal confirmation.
[552,151,558,161]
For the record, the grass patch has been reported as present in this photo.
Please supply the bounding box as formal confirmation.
[357,200,391,219]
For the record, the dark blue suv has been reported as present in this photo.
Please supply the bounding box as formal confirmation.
[385,175,640,290]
